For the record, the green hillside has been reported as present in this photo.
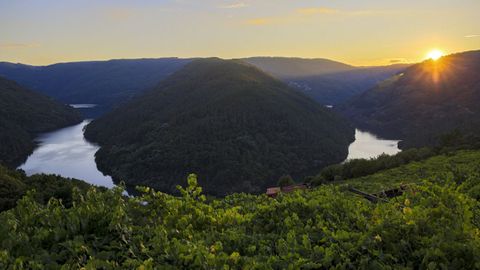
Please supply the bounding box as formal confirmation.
[337,150,480,194]
[0,165,93,211]
[342,50,480,148]
[0,76,82,166]
[85,58,355,195]
[1,150,480,268]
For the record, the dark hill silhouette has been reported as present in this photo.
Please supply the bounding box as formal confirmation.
[0,58,191,109]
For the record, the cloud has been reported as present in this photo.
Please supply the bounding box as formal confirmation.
[297,7,337,15]
[465,34,480,38]
[0,43,40,49]
[219,2,248,9]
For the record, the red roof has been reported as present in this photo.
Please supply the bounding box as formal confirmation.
[266,187,281,196]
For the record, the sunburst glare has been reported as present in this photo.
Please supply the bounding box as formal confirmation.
[426,49,444,61]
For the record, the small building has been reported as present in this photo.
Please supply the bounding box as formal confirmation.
[266,184,308,198]
[266,187,281,197]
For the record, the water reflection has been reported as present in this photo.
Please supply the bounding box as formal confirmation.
[18,117,400,191]
[18,120,116,188]
[346,129,401,161]
[69,104,97,109]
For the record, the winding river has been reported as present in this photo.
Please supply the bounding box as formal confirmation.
[18,108,401,188]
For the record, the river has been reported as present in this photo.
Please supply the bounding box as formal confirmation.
[18,119,116,188]
[19,119,401,189]
[345,129,401,161]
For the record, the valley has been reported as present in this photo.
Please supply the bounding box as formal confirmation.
[3,51,478,197]
[0,55,416,197]
[83,58,358,195]
[0,21,478,267]
[17,114,400,190]
[2,1,479,268]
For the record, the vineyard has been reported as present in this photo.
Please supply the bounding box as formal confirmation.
[1,151,480,269]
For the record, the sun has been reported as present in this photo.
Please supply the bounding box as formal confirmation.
[426,49,444,61]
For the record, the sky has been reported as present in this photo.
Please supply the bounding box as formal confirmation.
[0,0,479,66]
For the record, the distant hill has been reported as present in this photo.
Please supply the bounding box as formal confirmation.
[0,76,81,166]
[0,58,191,109]
[243,57,409,105]
[284,64,410,105]
[242,57,355,78]
[85,58,355,195]
[341,50,480,148]
[0,57,408,111]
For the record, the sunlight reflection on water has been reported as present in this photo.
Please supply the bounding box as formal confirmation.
[345,129,401,161]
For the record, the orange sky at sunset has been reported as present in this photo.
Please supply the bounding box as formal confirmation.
[1,0,479,66]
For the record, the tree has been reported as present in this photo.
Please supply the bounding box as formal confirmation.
[278,175,295,188]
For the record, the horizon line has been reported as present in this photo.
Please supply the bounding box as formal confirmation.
[0,55,420,68]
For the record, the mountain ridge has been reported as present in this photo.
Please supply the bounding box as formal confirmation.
[0,57,410,109]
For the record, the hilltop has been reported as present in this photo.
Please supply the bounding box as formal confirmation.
[85,58,355,195]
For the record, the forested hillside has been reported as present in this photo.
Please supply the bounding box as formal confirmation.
[1,150,479,269]
[244,57,409,105]
[342,50,480,148]
[85,58,355,195]
[0,58,190,108]
[0,76,81,166]
[0,165,94,211]
[312,149,480,194]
